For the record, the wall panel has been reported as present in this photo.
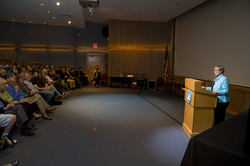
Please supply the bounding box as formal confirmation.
[0,21,107,69]
[48,50,74,68]
[0,49,17,63]
[18,49,48,65]
[109,20,171,80]
[16,24,47,46]
[48,26,74,47]
[0,22,15,45]
[75,22,108,48]
[110,20,171,46]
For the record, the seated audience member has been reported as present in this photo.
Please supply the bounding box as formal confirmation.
[40,71,66,98]
[32,64,37,72]
[26,66,32,75]
[19,67,26,75]
[13,62,19,75]
[0,77,42,120]
[5,66,15,78]
[0,99,35,136]
[48,70,57,81]
[36,71,62,105]
[22,73,46,101]
[0,69,7,79]
[16,74,37,95]
[14,74,43,115]
[93,65,101,76]
[16,62,21,72]
[60,68,76,90]
[48,70,69,93]
[6,62,12,67]
[22,62,27,68]
[67,68,82,88]
[49,65,56,77]
[41,71,68,98]
[30,71,54,103]
[5,77,54,120]
[93,68,101,88]
[44,65,50,72]
[38,66,43,72]
[76,68,88,86]
[29,63,33,70]
[80,67,89,85]
[0,114,17,146]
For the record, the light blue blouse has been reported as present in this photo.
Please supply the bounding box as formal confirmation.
[206,74,230,103]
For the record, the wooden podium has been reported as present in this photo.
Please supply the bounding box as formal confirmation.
[182,78,217,138]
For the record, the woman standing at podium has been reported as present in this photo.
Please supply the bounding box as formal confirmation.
[202,65,230,125]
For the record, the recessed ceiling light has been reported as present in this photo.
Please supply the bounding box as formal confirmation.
[68,21,71,24]
[40,4,44,6]
[159,15,162,17]
[48,11,50,13]
[176,3,180,5]
[52,17,56,19]
[56,2,60,6]
[99,13,102,15]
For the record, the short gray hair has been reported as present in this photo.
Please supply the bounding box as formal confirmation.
[16,73,25,82]
[214,65,225,74]
[0,69,6,76]
[0,77,8,84]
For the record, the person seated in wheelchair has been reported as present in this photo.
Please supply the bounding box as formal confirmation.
[93,69,101,88]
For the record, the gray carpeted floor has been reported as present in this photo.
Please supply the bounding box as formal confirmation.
[0,87,234,166]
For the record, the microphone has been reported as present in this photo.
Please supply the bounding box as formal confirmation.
[205,79,209,87]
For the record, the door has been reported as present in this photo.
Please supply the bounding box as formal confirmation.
[86,53,103,80]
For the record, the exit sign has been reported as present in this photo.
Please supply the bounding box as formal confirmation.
[93,43,97,48]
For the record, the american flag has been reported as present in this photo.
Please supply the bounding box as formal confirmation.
[163,45,169,83]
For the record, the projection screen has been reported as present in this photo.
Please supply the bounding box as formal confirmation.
[174,0,250,87]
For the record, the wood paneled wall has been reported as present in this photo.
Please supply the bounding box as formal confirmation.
[108,20,172,80]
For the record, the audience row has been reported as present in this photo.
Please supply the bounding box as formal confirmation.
[0,61,89,152]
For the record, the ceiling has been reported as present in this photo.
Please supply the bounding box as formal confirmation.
[0,0,207,29]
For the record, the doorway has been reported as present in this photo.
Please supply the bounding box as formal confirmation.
[86,53,103,81]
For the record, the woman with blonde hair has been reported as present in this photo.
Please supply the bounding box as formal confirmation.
[0,69,7,79]
[19,67,26,75]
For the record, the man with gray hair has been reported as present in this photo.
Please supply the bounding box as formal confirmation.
[5,77,54,120]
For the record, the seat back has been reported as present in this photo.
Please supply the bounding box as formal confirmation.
[157,77,165,84]
[101,74,108,80]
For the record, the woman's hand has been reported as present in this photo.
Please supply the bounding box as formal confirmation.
[6,103,15,109]
[212,91,218,96]
[201,86,206,89]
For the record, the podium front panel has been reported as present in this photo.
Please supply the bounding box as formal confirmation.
[193,107,214,133]
[183,102,194,131]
